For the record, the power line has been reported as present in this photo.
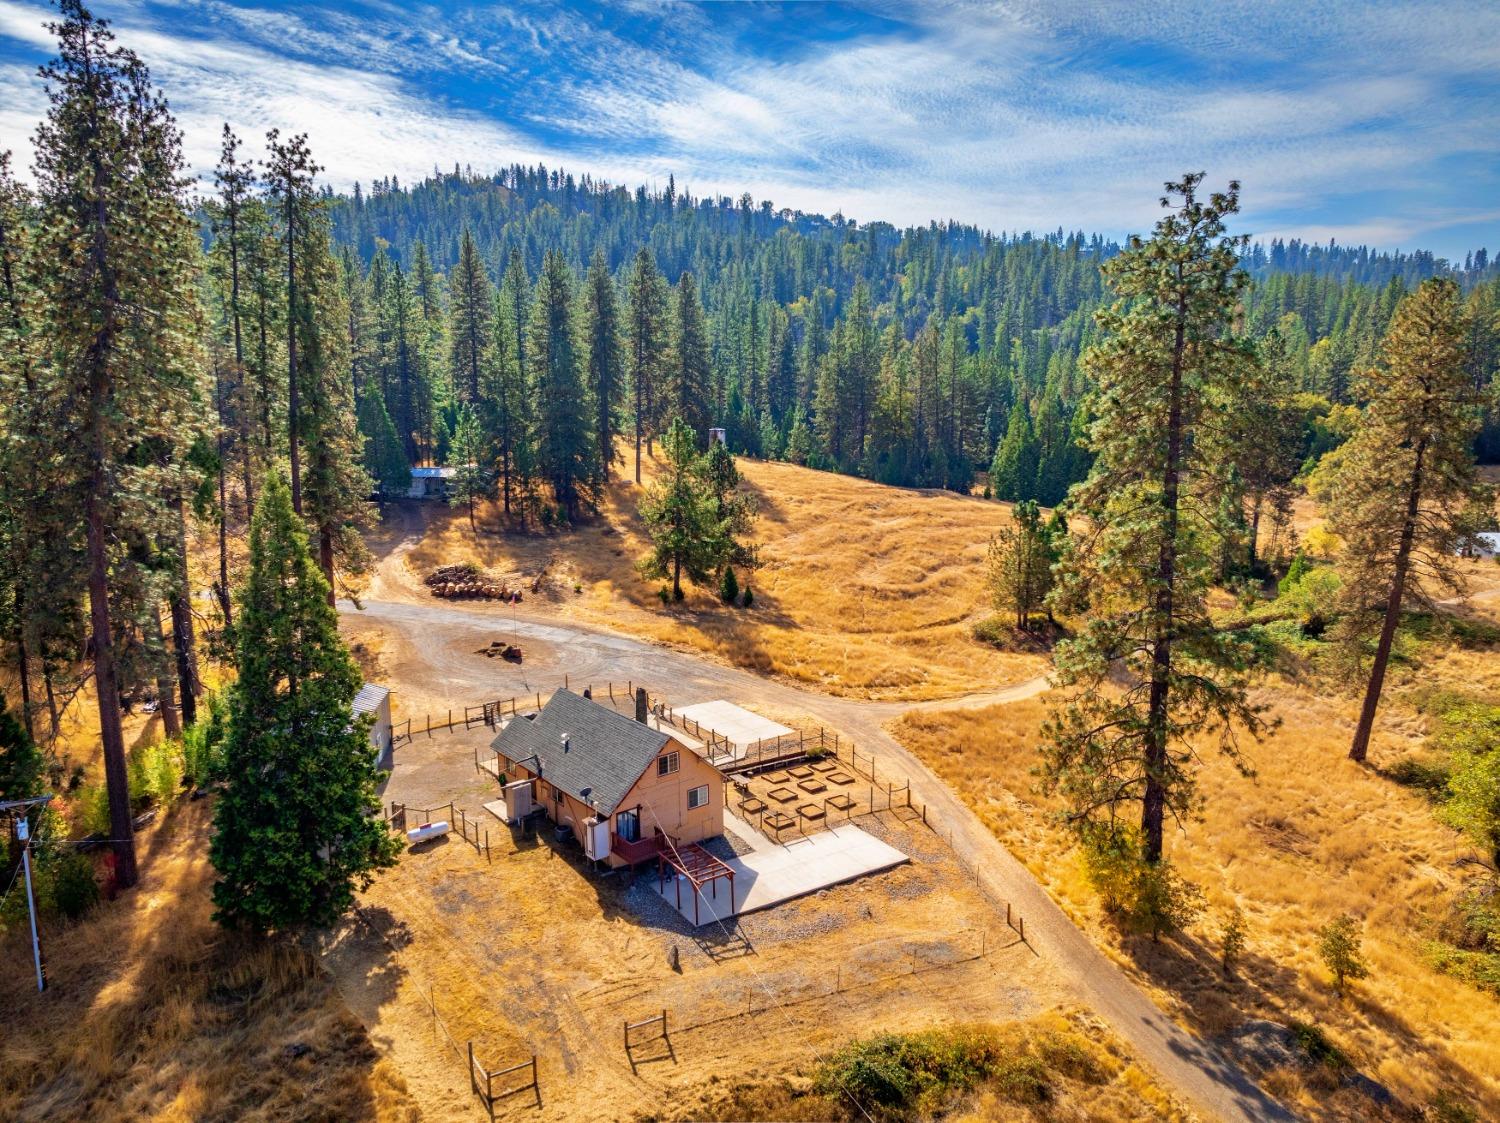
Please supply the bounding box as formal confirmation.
[639,801,878,1123]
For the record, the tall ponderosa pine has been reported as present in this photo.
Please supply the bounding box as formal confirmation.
[448,227,492,406]
[31,1,204,887]
[530,250,596,518]
[626,247,669,481]
[582,248,623,480]
[297,205,372,604]
[211,473,398,932]
[209,124,255,624]
[1042,175,1266,867]
[669,271,712,442]
[263,130,319,515]
[1330,279,1491,762]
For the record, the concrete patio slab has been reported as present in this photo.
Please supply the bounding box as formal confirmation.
[651,823,908,927]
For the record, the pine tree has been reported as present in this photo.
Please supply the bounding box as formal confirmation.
[987,500,1053,630]
[448,227,491,406]
[209,124,255,625]
[638,418,717,601]
[210,473,398,932]
[263,130,319,516]
[289,164,371,604]
[582,248,623,481]
[0,689,42,805]
[32,1,204,887]
[1331,279,1491,762]
[1042,175,1266,868]
[530,249,596,518]
[357,381,409,496]
[484,279,531,519]
[990,401,1039,501]
[448,403,492,532]
[669,271,712,442]
[626,248,668,482]
[701,439,759,573]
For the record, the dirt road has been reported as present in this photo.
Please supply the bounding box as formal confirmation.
[338,536,1296,1123]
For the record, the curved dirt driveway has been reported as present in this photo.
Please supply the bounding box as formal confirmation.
[339,533,1296,1123]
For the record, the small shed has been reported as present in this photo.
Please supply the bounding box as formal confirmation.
[1468,530,1500,558]
[408,466,456,499]
[354,683,393,770]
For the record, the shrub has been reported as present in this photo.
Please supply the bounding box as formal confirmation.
[720,565,739,604]
[1277,551,1310,595]
[1221,905,1247,977]
[73,784,112,838]
[47,848,99,920]
[1289,1019,1347,1070]
[127,745,152,806]
[1317,914,1370,995]
[1079,828,1202,940]
[1125,860,1204,941]
[741,585,754,608]
[149,741,182,806]
[657,586,670,605]
[1429,1090,1481,1123]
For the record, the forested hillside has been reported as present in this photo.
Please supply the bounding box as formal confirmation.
[316,165,1500,512]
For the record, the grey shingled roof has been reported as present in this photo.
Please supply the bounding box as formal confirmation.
[489,689,671,815]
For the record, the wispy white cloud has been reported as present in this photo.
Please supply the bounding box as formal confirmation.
[0,0,1495,257]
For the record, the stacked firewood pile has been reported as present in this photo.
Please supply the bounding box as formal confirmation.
[423,564,522,601]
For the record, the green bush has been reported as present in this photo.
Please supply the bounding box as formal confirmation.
[720,565,739,604]
[741,585,754,608]
[73,784,112,838]
[1078,828,1202,939]
[47,848,99,920]
[1289,1020,1347,1070]
[149,740,182,805]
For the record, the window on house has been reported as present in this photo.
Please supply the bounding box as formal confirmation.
[657,751,680,777]
[687,784,709,810]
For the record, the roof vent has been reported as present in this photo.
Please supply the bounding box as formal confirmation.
[561,733,570,752]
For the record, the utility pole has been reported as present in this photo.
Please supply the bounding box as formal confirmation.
[17,817,44,992]
[5,796,54,993]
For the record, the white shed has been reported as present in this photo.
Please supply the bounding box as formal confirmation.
[354,683,393,770]
[408,466,456,499]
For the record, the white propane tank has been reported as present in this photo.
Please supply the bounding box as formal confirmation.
[407,821,450,844]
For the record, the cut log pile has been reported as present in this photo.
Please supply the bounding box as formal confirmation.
[423,564,523,602]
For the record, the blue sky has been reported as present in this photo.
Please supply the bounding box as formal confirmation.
[1,0,1497,259]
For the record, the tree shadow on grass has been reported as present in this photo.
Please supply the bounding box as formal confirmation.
[0,799,394,1121]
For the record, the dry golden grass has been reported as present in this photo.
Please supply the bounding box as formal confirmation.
[0,799,416,1122]
[891,678,1500,1121]
[671,1009,1185,1122]
[395,451,1047,700]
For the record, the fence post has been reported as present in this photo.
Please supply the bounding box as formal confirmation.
[469,1041,476,1095]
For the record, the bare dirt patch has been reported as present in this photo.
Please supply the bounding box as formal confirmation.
[381,451,1048,701]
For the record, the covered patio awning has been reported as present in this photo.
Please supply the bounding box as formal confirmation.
[657,841,736,926]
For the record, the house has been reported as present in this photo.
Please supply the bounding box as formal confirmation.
[408,466,456,499]
[353,683,393,770]
[487,689,725,868]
